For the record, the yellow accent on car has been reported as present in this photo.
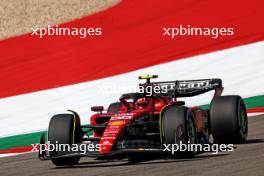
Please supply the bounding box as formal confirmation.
[159,104,170,144]
[110,120,125,126]
[141,75,152,79]
[138,75,158,79]
[72,113,76,144]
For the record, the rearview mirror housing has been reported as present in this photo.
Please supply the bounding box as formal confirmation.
[91,106,104,112]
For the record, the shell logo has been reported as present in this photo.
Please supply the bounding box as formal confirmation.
[109,120,125,126]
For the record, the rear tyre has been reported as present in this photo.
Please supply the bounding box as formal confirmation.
[48,113,82,166]
[210,95,248,143]
[161,106,197,157]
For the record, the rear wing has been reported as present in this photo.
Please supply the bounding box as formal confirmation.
[140,78,223,98]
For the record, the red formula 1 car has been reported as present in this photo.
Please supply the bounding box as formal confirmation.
[39,75,248,166]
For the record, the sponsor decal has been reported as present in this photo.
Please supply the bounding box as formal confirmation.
[109,120,125,126]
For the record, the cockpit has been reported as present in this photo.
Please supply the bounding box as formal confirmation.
[119,93,168,112]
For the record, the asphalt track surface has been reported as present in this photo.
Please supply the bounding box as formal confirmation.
[0,115,263,176]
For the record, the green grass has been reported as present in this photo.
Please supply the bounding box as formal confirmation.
[0,131,47,150]
[200,95,264,110]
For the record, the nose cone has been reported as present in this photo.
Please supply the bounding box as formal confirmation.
[99,119,128,153]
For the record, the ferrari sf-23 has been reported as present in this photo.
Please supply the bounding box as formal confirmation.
[39,75,248,166]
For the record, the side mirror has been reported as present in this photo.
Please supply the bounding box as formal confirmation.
[91,106,104,112]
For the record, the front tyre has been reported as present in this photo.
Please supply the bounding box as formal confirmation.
[48,113,82,166]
